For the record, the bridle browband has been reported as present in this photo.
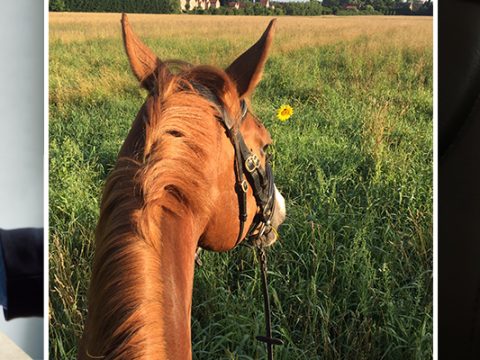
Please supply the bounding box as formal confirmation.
[191,83,283,359]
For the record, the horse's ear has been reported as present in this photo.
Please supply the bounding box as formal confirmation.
[121,13,160,91]
[226,19,276,98]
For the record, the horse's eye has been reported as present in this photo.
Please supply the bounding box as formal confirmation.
[262,144,270,156]
[262,144,270,157]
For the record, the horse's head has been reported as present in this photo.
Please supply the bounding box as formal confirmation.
[121,14,285,251]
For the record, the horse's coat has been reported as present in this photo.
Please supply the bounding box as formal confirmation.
[79,14,285,359]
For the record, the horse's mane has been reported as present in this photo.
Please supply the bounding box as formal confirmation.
[85,63,242,358]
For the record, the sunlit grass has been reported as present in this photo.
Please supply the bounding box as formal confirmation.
[49,13,432,359]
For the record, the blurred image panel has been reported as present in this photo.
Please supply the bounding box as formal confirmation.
[439,0,480,359]
[0,1,44,359]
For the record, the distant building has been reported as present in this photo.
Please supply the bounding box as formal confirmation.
[258,0,271,8]
[180,0,220,11]
[344,4,358,10]
[227,1,239,9]
[394,0,426,12]
[393,1,412,12]
[227,1,271,9]
[210,0,221,8]
[412,0,426,11]
[182,0,271,11]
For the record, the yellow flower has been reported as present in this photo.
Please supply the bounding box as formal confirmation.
[277,104,293,121]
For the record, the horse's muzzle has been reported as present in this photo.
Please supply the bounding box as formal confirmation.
[262,185,286,247]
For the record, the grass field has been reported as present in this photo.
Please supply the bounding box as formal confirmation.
[49,13,433,359]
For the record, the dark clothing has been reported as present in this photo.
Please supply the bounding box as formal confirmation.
[0,228,43,320]
[439,0,480,358]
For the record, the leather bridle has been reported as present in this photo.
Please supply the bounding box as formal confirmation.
[191,83,277,247]
[192,83,283,359]
[226,99,277,248]
[220,99,283,360]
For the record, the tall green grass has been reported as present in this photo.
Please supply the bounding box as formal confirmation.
[50,15,432,359]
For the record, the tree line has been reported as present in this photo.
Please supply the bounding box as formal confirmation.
[49,0,432,16]
[49,0,180,13]
[277,0,432,16]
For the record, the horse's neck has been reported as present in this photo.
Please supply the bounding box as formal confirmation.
[81,202,199,359]
[154,205,198,359]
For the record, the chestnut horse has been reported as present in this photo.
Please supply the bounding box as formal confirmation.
[79,14,285,359]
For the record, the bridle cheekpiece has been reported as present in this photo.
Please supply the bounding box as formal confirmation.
[221,99,276,247]
[191,82,277,247]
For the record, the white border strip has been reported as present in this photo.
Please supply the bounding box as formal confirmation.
[43,0,49,359]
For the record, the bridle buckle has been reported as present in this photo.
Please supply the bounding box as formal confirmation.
[240,179,249,193]
[245,154,260,173]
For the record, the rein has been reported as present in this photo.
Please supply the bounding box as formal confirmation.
[192,83,283,358]
[256,245,284,360]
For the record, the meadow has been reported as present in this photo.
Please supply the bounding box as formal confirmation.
[49,13,432,359]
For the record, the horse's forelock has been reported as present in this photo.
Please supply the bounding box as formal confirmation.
[150,62,242,128]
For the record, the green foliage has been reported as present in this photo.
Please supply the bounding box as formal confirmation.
[274,0,431,16]
[50,16,432,360]
[253,3,267,15]
[244,2,254,15]
[322,0,340,8]
[416,1,433,16]
[56,0,180,14]
[282,0,325,16]
[49,0,67,11]
[337,8,381,15]
[49,0,432,16]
